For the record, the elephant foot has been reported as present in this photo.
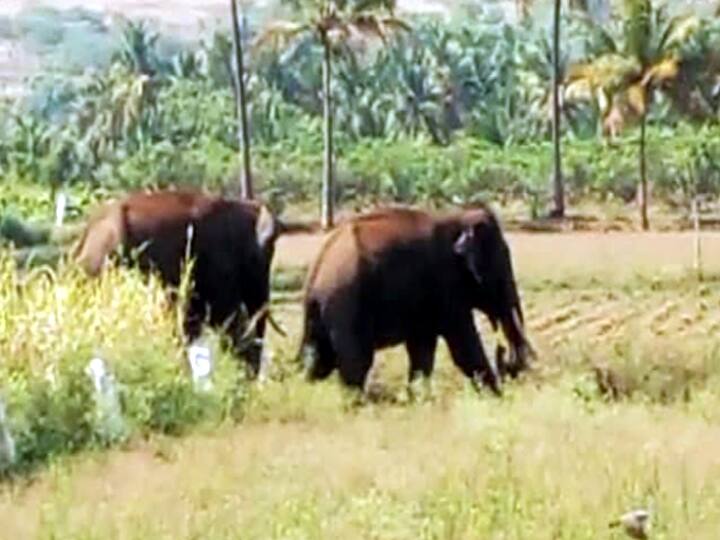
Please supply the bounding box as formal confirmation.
[472,369,502,397]
[340,385,367,410]
[495,344,508,380]
[506,343,535,379]
[407,374,435,404]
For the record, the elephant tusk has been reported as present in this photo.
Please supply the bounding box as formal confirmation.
[512,305,524,327]
[237,303,287,344]
[268,312,287,337]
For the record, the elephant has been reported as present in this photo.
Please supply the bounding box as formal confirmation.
[298,205,534,396]
[74,188,307,378]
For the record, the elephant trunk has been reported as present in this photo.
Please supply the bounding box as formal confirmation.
[498,282,534,378]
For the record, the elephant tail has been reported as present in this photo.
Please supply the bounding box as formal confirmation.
[295,297,318,366]
[295,296,334,378]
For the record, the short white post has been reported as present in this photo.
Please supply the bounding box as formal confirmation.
[188,341,213,392]
[55,192,67,227]
[692,196,703,281]
[86,357,126,442]
[0,397,16,470]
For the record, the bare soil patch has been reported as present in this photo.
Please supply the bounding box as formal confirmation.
[275,229,720,281]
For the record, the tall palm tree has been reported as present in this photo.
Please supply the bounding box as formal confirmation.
[565,0,699,230]
[550,0,564,218]
[230,0,253,199]
[257,0,409,229]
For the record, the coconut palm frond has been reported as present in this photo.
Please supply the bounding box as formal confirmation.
[566,54,640,93]
[661,14,701,50]
[625,81,647,115]
[254,20,311,50]
[347,14,410,43]
[349,0,397,15]
[640,55,679,87]
[564,78,593,103]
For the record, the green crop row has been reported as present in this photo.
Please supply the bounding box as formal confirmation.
[3,124,720,225]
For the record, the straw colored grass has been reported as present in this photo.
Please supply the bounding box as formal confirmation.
[1,231,720,538]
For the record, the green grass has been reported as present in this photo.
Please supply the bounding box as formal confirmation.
[1,231,720,538]
[2,379,720,539]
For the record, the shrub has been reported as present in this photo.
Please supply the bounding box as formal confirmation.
[0,256,247,474]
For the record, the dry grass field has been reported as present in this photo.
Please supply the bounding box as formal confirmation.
[275,230,720,282]
[1,230,720,539]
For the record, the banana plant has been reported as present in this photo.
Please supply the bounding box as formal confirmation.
[333,51,390,139]
[115,20,162,76]
[4,115,53,182]
[382,39,449,144]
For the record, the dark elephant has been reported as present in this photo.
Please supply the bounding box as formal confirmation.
[299,205,534,396]
[75,189,306,378]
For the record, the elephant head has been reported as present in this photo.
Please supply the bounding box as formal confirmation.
[453,209,535,378]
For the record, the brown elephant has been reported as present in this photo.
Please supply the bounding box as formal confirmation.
[299,205,534,396]
[75,189,307,378]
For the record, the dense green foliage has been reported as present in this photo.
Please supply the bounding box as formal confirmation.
[1,6,719,221]
[3,124,720,224]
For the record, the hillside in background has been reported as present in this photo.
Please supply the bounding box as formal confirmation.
[0,0,483,100]
[1,0,716,101]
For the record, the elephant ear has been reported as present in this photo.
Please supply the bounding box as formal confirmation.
[453,223,484,284]
[256,205,278,253]
[453,225,474,256]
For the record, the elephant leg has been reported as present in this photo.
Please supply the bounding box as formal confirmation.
[216,295,267,381]
[405,336,437,401]
[443,313,502,396]
[332,320,374,391]
[239,303,268,381]
[306,328,337,381]
[336,344,374,391]
[301,301,337,381]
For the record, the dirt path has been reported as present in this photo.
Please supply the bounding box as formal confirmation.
[276,230,720,281]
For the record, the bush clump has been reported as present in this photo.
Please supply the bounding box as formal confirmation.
[0,256,247,475]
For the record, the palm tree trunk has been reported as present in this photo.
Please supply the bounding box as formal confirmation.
[550,0,564,218]
[230,0,253,199]
[638,113,649,230]
[321,36,334,230]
